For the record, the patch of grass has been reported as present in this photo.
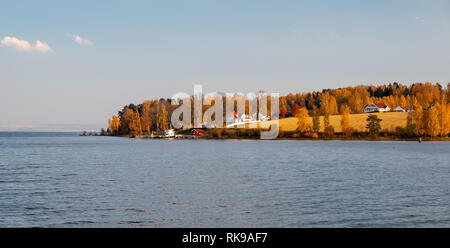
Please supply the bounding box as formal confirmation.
[261,112,408,132]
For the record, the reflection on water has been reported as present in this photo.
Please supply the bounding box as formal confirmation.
[0,132,449,227]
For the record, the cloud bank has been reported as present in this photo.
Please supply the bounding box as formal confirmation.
[72,34,93,46]
[0,36,53,53]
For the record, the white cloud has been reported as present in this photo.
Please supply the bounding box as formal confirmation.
[34,40,53,53]
[1,36,53,53]
[415,16,421,20]
[1,36,33,51]
[72,34,93,46]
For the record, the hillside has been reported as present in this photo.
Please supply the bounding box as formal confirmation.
[108,82,448,137]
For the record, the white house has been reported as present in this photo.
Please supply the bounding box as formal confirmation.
[225,112,266,128]
[364,103,390,113]
[394,106,406,112]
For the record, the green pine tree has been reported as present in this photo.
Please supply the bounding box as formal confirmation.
[366,114,382,137]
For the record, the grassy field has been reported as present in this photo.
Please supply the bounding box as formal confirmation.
[261,112,408,132]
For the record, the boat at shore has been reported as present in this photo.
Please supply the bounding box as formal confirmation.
[162,129,175,138]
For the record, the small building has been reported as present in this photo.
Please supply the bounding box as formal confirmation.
[394,106,406,112]
[364,103,390,113]
[192,129,204,136]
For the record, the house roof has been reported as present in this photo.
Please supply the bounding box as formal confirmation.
[373,103,388,108]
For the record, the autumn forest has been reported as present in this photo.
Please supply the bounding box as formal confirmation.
[107,82,450,139]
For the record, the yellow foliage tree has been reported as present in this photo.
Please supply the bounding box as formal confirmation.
[108,115,120,135]
[424,105,440,137]
[339,105,353,137]
[329,96,338,115]
[141,100,154,133]
[311,107,321,133]
[157,104,169,131]
[320,92,338,116]
[412,101,425,136]
[348,94,363,114]
[437,101,450,136]
[323,114,330,130]
[296,107,311,133]
[121,108,141,134]
[398,95,407,108]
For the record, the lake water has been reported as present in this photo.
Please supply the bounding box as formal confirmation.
[0,132,449,227]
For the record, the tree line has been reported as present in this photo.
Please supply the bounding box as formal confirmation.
[107,82,449,138]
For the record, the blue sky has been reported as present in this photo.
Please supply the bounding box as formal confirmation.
[1,0,450,131]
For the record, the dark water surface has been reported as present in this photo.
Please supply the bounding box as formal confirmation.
[0,132,449,227]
